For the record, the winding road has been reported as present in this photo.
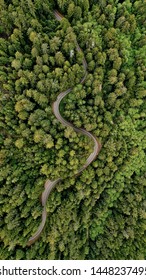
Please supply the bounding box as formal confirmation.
[27,10,101,246]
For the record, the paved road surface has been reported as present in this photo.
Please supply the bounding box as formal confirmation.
[27,10,101,246]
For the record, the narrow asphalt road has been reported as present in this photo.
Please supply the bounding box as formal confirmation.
[27,10,101,246]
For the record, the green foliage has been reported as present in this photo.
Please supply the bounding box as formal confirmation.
[0,0,145,260]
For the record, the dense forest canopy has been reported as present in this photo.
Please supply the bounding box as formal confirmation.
[0,0,146,259]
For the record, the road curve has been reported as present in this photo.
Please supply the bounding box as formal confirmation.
[27,10,101,246]
[27,178,61,246]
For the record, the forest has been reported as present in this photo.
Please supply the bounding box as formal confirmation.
[0,0,146,259]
